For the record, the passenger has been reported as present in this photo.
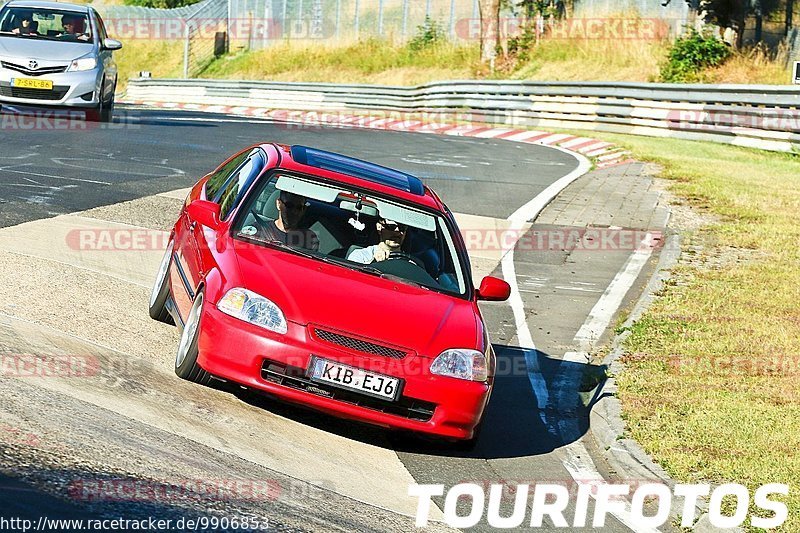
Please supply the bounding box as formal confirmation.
[59,14,90,41]
[347,218,407,264]
[259,191,319,251]
[11,12,37,35]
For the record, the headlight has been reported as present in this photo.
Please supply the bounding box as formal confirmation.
[217,288,287,334]
[67,57,97,72]
[430,349,488,382]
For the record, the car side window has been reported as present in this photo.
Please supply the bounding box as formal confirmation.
[217,151,266,220]
[93,10,108,40]
[205,151,249,200]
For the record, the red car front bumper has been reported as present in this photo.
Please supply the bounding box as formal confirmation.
[196,305,491,440]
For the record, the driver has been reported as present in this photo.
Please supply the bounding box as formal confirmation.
[258,191,319,251]
[11,12,37,35]
[59,14,90,41]
[347,218,407,264]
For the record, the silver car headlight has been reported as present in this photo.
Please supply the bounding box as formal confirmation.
[217,288,287,334]
[430,349,488,382]
[67,56,97,72]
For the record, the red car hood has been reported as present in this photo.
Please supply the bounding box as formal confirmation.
[232,242,479,358]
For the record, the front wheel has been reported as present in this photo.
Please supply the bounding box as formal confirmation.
[149,241,175,324]
[89,84,115,123]
[175,290,212,385]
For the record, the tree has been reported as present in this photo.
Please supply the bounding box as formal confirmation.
[664,0,783,47]
[478,0,501,65]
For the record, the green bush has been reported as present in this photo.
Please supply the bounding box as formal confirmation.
[660,30,731,82]
[407,17,447,52]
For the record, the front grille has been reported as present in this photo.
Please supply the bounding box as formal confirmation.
[261,359,436,422]
[1,61,68,76]
[0,83,68,101]
[313,328,409,359]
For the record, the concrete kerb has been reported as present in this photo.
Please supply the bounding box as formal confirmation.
[590,229,742,532]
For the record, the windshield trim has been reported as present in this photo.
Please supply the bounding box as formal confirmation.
[229,169,473,299]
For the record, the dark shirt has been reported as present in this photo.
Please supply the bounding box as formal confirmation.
[260,220,319,252]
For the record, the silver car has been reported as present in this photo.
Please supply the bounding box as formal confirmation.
[0,0,121,121]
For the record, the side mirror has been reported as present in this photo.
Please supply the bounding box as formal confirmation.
[187,200,222,230]
[476,276,511,302]
[102,38,122,51]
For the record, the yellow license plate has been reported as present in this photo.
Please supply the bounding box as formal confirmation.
[12,78,53,90]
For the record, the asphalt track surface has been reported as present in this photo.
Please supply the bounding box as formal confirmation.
[0,106,661,532]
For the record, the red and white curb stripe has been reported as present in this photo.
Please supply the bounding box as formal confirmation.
[119,100,634,169]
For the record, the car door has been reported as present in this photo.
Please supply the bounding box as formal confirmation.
[91,10,116,99]
[172,149,264,319]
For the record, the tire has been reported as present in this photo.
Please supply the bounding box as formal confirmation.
[88,84,114,123]
[100,90,114,123]
[174,289,212,385]
[149,241,175,325]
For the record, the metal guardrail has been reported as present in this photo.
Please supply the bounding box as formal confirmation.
[126,78,800,152]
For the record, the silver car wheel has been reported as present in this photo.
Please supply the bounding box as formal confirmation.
[176,292,203,369]
[150,241,174,308]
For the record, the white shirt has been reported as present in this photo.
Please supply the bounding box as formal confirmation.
[347,245,380,264]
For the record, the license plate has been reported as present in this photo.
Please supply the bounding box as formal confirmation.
[308,357,402,401]
[12,78,53,90]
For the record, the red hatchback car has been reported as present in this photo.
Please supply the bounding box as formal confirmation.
[149,143,510,442]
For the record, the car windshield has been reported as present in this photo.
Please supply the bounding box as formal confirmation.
[231,173,469,297]
[0,6,92,43]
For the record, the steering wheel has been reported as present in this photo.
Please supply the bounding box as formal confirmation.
[387,251,426,269]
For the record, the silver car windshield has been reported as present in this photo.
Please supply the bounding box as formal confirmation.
[232,173,469,297]
[0,7,92,43]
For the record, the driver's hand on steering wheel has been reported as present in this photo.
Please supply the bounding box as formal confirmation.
[373,247,391,262]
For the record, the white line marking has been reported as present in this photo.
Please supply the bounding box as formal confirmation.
[562,441,661,533]
[554,285,603,293]
[503,146,658,532]
[0,166,111,185]
[573,239,655,352]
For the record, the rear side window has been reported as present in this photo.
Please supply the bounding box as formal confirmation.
[205,151,249,200]
[217,151,266,220]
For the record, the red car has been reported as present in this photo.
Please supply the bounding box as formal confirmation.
[149,143,510,443]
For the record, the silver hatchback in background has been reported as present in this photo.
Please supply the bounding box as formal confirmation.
[0,0,122,121]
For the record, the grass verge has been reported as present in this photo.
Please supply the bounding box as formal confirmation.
[584,133,800,531]
[114,40,185,92]
[201,39,479,85]
[114,33,793,86]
